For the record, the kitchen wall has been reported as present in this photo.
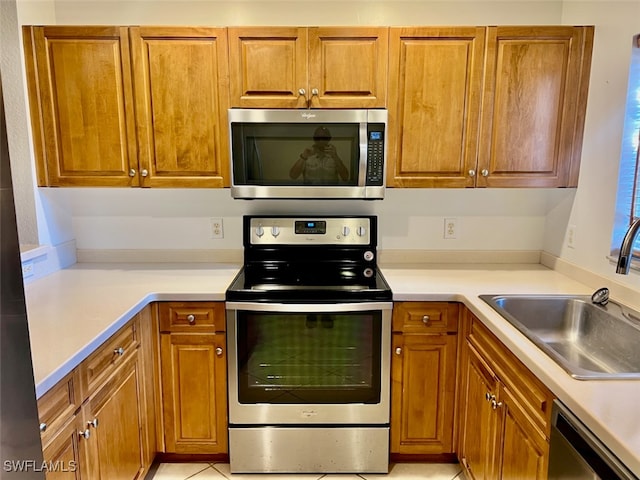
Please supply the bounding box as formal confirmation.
[6,0,640,289]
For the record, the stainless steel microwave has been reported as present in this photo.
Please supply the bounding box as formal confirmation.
[228,109,387,200]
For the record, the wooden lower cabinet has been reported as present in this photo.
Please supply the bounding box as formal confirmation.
[459,345,497,480]
[390,302,459,455]
[498,387,549,479]
[37,309,155,480]
[41,414,86,479]
[158,301,228,455]
[83,353,146,480]
[159,332,228,454]
[458,310,554,480]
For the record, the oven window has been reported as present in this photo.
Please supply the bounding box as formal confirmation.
[236,310,381,404]
[231,123,360,186]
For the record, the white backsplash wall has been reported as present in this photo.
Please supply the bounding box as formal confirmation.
[43,187,571,254]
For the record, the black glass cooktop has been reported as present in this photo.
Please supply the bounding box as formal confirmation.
[225,264,392,303]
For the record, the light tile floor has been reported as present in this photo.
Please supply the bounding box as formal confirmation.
[148,463,465,480]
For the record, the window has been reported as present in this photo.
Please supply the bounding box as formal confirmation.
[612,35,640,261]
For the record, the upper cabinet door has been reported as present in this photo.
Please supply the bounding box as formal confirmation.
[308,27,388,108]
[477,26,594,187]
[387,27,485,187]
[228,27,308,108]
[130,27,230,187]
[23,26,138,187]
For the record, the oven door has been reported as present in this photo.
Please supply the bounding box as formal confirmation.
[225,301,392,425]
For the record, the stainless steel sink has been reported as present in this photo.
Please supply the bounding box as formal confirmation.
[480,294,640,380]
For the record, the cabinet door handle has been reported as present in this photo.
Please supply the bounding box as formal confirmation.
[87,418,99,429]
[187,314,196,324]
[422,315,430,325]
[298,88,306,97]
[114,347,125,356]
[481,169,489,177]
[485,392,494,402]
[141,169,149,177]
[311,88,319,96]
[215,347,224,356]
[39,423,47,433]
[491,399,503,410]
[395,347,402,355]
[79,429,90,439]
[129,169,136,177]
[469,169,476,177]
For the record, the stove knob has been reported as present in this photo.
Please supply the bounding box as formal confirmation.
[271,226,280,237]
[342,226,350,237]
[255,226,264,237]
[364,251,374,262]
[357,226,367,237]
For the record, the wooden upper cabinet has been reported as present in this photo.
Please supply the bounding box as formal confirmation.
[228,27,308,108]
[387,27,486,187]
[308,27,388,108]
[477,26,594,187]
[130,27,230,187]
[23,26,138,187]
[228,27,388,108]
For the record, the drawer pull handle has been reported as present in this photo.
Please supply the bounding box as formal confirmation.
[114,347,125,356]
[422,315,430,325]
[395,347,402,355]
[39,423,47,433]
[79,429,90,439]
[187,314,196,324]
[216,347,224,356]
[88,418,99,429]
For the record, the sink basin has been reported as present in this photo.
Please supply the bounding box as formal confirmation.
[480,294,640,380]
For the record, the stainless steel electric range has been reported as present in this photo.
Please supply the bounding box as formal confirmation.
[225,215,392,473]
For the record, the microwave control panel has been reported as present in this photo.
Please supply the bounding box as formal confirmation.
[366,125,385,186]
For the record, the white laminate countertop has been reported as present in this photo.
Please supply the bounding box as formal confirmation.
[25,262,241,397]
[24,261,640,477]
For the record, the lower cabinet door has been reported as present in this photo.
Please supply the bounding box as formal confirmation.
[497,388,549,480]
[84,354,145,480]
[459,344,499,480]
[160,332,228,454]
[42,414,86,480]
[391,333,458,454]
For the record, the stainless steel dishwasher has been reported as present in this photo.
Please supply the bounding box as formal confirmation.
[549,400,638,480]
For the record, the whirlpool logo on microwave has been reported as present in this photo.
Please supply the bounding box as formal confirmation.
[301,113,317,119]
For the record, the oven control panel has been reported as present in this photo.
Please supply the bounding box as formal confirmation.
[249,217,371,245]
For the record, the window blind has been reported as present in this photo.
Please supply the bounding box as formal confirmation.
[612,34,640,258]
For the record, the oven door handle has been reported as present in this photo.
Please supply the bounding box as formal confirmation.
[225,301,393,313]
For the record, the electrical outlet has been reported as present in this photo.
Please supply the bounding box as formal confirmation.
[444,218,458,239]
[211,218,224,239]
[22,261,34,278]
[567,224,576,249]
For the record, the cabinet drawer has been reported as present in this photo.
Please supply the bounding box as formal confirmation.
[81,317,140,395]
[158,302,225,333]
[468,315,553,435]
[37,369,83,447]
[393,302,459,333]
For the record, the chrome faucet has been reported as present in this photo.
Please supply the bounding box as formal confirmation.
[616,217,640,274]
